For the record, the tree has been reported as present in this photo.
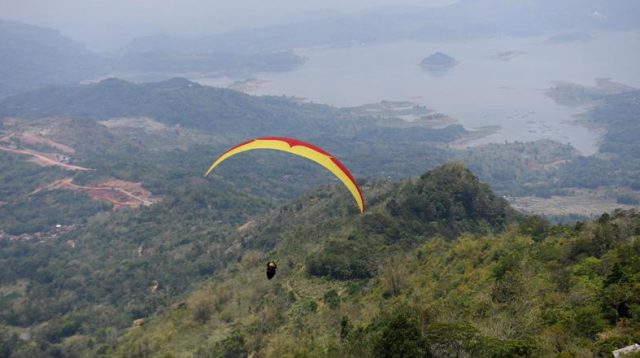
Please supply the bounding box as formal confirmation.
[194,332,247,358]
[373,310,429,358]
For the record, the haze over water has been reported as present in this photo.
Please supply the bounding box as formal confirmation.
[201,31,640,156]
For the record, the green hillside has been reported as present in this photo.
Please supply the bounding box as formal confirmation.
[0,182,272,357]
[5,163,634,358]
[107,165,640,358]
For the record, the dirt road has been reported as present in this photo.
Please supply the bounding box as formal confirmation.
[0,145,89,171]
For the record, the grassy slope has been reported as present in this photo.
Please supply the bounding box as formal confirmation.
[108,165,640,358]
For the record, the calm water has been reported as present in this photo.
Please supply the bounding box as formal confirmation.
[197,32,640,155]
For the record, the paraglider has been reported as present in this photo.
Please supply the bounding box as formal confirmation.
[266,261,277,280]
[204,137,365,213]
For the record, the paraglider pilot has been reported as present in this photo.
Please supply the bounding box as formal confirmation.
[266,261,277,280]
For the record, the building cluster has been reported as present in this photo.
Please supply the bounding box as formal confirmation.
[54,153,72,163]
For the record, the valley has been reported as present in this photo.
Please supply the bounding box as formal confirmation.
[0,2,639,355]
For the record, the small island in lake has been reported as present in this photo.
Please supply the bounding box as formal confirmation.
[420,52,458,69]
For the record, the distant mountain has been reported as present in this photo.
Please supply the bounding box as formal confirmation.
[4,0,638,96]
[0,21,304,97]
[117,49,303,75]
[0,20,105,97]
[145,0,640,53]
[120,33,304,75]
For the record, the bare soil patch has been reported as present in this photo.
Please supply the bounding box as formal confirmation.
[14,132,75,153]
[0,146,89,171]
[39,178,156,209]
[508,190,637,217]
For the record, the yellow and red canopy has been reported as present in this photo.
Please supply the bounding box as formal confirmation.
[205,137,365,213]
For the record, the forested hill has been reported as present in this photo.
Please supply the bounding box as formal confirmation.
[107,164,639,357]
[241,163,515,254]
[1,158,638,356]
[0,78,345,136]
[0,79,467,148]
[0,163,512,357]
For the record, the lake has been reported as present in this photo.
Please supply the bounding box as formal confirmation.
[196,31,640,155]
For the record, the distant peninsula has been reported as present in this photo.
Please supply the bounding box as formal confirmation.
[420,52,458,69]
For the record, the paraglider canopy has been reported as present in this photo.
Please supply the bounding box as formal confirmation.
[204,137,365,213]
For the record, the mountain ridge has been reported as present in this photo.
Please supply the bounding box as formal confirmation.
[0,19,103,97]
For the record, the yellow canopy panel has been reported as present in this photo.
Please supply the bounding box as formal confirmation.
[205,137,365,213]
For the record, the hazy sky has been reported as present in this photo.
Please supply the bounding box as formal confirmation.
[0,0,458,50]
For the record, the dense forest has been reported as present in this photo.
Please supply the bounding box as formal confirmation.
[0,182,271,356]
[3,164,637,357]
[107,165,640,357]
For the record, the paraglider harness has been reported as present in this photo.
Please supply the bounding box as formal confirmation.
[266,261,277,280]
